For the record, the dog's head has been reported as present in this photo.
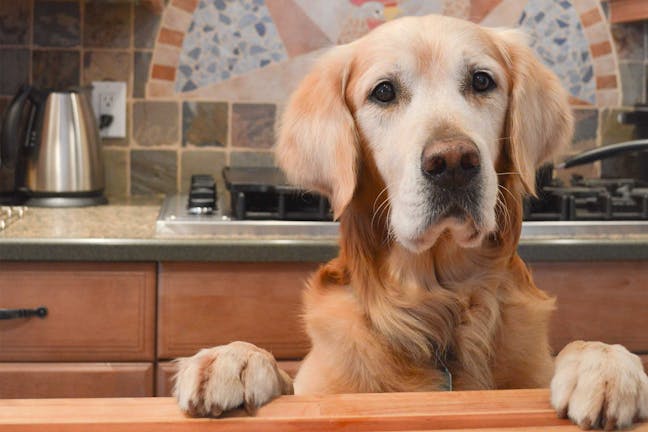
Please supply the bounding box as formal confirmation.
[277,15,573,253]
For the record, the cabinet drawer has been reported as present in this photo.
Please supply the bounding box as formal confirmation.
[530,261,648,353]
[158,262,317,360]
[0,362,153,398]
[0,262,156,361]
[155,360,301,396]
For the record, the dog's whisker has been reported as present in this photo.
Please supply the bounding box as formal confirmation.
[375,195,390,215]
[372,187,389,213]
[372,183,397,230]
[495,194,512,231]
[371,181,399,236]
[496,172,522,176]
[371,195,391,230]
[376,202,391,233]
[498,184,517,202]
[383,209,396,246]
[496,201,507,231]
[496,184,517,230]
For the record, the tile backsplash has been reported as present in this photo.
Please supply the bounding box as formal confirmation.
[0,0,647,199]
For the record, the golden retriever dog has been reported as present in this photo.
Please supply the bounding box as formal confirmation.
[174,15,648,429]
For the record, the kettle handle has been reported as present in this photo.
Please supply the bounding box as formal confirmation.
[0,84,32,168]
[24,88,47,156]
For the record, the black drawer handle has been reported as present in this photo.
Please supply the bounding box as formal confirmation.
[0,307,48,320]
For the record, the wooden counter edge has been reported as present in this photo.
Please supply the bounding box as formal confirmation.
[1,388,647,431]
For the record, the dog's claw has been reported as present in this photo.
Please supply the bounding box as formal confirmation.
[556,406,568,419]
[578,418,592,430]
[603,416,617,431]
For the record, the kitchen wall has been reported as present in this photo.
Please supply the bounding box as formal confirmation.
[0,0,646,199]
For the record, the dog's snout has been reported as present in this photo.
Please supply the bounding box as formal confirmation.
[421,139,480,187]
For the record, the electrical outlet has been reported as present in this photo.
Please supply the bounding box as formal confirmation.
[100,93,115,112]
[91,81,126,139]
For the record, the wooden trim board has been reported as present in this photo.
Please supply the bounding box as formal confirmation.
[608,0,648,23]
[2,389,647,431]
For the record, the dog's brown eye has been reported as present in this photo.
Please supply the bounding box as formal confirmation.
[371,81,396,103]
[472,71,495,92]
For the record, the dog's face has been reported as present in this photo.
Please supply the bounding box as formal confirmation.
[278,15,572,253]
[347,18,509,251]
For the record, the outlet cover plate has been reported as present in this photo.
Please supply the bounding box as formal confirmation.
[91,81,127,138]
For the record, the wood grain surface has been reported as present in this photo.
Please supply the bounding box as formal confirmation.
[530,261,648,353]
[157,262,317,359]
[0,363,154,398]
[608,0,648,23]
[0,262,156,361]
[2,389,647,432]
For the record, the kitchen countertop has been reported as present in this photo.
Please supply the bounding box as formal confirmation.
[1,199,647,262]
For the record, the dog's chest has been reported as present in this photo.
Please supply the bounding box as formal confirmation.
[412,284,500,390]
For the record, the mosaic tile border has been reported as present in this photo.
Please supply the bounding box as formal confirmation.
[572,0,621,106]
[145,0,621,107]
[147,0,197,98]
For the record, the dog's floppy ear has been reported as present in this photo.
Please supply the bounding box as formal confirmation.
[496,29,574,195]
[277,46,357,219]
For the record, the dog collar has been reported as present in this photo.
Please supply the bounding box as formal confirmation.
[435,350,453,391]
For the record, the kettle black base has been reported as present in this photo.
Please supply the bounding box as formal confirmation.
[25,191,108,208]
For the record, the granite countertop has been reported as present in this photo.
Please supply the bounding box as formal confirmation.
[1,200,647,262]
[0,199,338,262]
[1,199,161,240]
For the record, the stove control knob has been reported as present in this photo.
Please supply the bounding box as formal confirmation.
[188,174,217,214]
[191,174,215,188]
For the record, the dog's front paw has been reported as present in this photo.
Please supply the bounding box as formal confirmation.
[551,341,648,430]
[173,341,293,417]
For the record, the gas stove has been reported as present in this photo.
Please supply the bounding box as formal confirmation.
[156,169,337,237]
[524,176,648,221]
[156,168,648,239]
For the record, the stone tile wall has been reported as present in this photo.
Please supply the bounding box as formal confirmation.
[0,0,646,199]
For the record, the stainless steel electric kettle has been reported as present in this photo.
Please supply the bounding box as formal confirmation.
[0,85,107,206]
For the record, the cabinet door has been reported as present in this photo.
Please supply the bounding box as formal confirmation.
[158,262,317,360]
[155,360,301,396]
[0,362,153,398]
[530,261,648,353]
[0,262,156,361]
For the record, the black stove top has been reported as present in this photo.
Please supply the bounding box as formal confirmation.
[185,168,648,222]
[184,168,332,221]
[524,176,648,221]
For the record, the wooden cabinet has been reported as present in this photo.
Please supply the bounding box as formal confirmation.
[0,262,156,398]
[0,363,154,398]
[155,361,176,397]
[531,261,648,354]
[2,259,646,399]
[608,0,648,23]
[157,262,317,360]
[157,260,648,362]
[0,262,156,362]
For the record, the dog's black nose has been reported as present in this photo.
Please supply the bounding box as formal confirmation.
[421,140,480,188]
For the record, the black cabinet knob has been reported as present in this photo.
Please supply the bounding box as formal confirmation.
[0,306,48,320]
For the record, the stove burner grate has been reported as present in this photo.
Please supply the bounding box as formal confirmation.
[524,177,648,221]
